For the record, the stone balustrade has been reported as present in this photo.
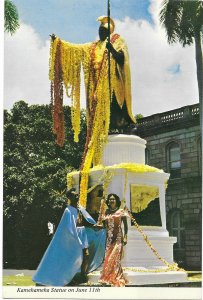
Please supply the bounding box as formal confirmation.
[137,104,199,128]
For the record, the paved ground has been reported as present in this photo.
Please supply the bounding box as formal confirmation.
[3,269,35,276]
[3,269,201,287]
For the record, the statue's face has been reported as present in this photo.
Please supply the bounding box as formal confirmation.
[99,26,108,41]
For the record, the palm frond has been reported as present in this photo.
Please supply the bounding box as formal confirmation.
[4,0,20,35]
[159,0,203,46]
[159,0,184,44]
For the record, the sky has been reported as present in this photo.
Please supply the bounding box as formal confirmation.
[4,0,199,117]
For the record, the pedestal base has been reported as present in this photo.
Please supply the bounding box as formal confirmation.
[124,270,188,285]
[123,226,176,267]
[88,269,188,286]
[87,226,188,286]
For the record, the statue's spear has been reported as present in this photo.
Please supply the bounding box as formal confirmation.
[107,0,111,102]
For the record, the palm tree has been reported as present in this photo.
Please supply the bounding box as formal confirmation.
[160,0,203,136]
[4,0,20,35]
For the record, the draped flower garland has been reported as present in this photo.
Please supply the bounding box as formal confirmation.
[50,38,64,147]
[67,162,166,209]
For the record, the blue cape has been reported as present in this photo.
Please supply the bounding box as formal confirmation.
[32,206,106,286]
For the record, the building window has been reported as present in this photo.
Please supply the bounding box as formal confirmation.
[167,142,181,179]
[169,210,185,249]
[145,148,150,165]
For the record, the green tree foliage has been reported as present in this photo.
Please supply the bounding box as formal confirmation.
[159,0,203,136]
[4,0,20,35]
[135,113,144,120]
[4,101,86,268]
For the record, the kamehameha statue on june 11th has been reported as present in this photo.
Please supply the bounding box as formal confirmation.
[49,16,136,148]
[49,15,137,208]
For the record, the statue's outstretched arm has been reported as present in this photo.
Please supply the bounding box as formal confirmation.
[50,33,91,50]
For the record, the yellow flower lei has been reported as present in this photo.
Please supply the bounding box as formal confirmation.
[67,162,167,208]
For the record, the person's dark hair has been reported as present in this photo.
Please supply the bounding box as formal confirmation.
[106,193,121,209]
[66,188,78,200]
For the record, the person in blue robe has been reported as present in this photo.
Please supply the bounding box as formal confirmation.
[32,188,106,286]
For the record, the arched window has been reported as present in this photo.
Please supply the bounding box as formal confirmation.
[167,142,181,179]
[145,148,150,165]
[169,210,185,249]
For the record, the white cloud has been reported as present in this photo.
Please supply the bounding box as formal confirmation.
[4,23,50,110]
[4,1,199,117]
[4,22,86,111]
[115,0,198,116]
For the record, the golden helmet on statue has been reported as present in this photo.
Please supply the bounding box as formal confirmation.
[97,15,115,33]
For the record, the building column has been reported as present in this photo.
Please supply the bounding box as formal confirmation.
[159,184,166,230]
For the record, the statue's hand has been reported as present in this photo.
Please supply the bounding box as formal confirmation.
[106,41,113,52]
[50,34,56,42]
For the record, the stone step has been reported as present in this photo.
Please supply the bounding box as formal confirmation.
[88,269,188,286]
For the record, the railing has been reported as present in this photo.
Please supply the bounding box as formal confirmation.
[137,103,199,128]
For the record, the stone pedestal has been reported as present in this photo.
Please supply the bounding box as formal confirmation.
[72,134,188,284]
[102,134,146,165]
[122,227,175,268]
[88,270,187,286]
